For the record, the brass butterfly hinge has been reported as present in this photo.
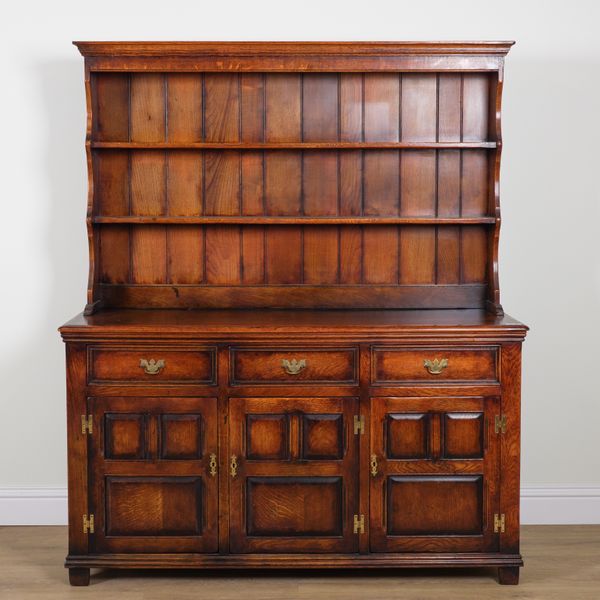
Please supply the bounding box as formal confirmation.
[494,513,506,533]
[495,415,507,434]
[83,514,94,534]
[353,514,365,534]
[353,415,365,435]
[81,415,93,435]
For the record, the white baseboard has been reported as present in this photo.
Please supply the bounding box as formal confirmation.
[1,486,599,526]
[0,488,67,525]
[520,486,600,524]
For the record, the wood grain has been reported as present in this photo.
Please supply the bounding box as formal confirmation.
[166,74,203,142]
[204,74,240,142]
[130,74,165,142]
[92,73,129,142]
[265,75,301,142]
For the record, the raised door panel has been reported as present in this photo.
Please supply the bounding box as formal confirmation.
[229,397,359,553]
[369,396,499,553]
[104,476,203,536]
[88,396,218,553]
[386,475,484,536]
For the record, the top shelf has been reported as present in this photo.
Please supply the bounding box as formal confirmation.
[91,141,498,150]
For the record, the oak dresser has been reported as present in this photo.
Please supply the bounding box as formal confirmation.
[60,41,528,586]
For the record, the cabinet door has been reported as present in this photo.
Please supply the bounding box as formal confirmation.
[370,396,500,552]
[229,397,359,553]
[88,396,218,553]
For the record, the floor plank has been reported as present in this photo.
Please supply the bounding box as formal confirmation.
[0,526,599,598]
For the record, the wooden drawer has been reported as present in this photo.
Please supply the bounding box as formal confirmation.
[88,347,216,384]
[372,346,498,384]
[231,348,358,385]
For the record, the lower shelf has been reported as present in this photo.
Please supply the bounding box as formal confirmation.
[65,552,524,569]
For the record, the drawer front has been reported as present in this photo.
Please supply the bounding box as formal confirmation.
[372,347,498,384]
[89,347,216,384]
[231,348,358,385]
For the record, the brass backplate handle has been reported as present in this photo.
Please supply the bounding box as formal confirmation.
[370,454,378,477]
[423,358,448,375]
[230,455,238,478]
[140,358,165,375]
[209,453,217,477]
[282,358,307,375]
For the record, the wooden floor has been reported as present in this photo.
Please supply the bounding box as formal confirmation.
[0,526,599,598]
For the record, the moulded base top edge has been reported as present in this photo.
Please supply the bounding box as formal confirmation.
[65,552,524,569]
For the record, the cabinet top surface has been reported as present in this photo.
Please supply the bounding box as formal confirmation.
[74,41,515,57]
[59,309,527,340]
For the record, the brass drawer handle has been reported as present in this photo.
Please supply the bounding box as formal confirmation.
[423,358,448,375]
[139,358,165,375]
[209,453,217,477]
[282,358,306,375]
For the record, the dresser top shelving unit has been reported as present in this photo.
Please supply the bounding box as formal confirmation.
[75,41,514,316]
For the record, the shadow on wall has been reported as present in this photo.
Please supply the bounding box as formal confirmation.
[1,59,87,489]
[500,58,600,485]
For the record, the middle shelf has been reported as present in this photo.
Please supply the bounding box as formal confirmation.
[92,216,497,225]
[90,141,498,150]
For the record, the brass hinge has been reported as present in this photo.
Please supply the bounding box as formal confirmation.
[81,415,93,435]
[353,415,365,435]
[494,415,507,434]
[353,514,365,534]
[493,513,505,533]
[83,514,94,534]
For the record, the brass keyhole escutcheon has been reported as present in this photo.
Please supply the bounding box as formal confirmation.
[209,453,217,477]
[370,454,378,477]
[230,455,238,478]
[423,358,448,375]
[282,358,306,375]
[140,358,165,375]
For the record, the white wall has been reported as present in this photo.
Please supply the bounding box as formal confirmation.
[1,0,599,522]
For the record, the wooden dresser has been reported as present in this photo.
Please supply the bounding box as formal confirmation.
[60,41,528,586]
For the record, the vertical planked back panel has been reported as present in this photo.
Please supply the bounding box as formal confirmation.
[204,74,240,142]
[89,66,498,309]
[130,74,165,142]
[166,74,203,142]
[92,74,129,142]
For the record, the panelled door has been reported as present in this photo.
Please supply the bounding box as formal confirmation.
[229,397,359,553]
[370,396,500,553]
[88,396,218,553]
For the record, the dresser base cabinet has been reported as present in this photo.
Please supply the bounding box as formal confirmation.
[60,309,526,586]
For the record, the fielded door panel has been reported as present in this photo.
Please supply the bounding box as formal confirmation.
[369,396,500,553]
[87,396,218,553]
[229,397,359,553]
